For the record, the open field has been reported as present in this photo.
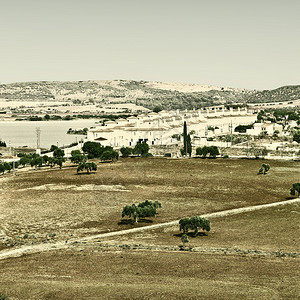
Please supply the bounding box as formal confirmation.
[0,158,299,299]
[1,248,299,300]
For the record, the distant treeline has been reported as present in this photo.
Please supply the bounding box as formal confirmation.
[15,114,136,121]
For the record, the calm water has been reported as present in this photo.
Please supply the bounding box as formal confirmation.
[0,120,98,148]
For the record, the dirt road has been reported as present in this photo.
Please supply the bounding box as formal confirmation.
[0,198,299,261]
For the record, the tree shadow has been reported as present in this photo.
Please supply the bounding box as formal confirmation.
[75,172,96,175]
[173,232,208,238]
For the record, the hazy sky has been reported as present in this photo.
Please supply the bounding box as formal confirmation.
[1,0,299,90]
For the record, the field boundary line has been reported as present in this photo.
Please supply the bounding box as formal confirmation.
[0,198,299,260]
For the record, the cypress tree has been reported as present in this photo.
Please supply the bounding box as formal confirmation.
[187,134,192,157]
[183,121,187,155]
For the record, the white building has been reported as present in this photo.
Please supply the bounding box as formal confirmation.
[87,107,257,148]
[246,123,283,136]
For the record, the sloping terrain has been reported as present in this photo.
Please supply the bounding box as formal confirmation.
[1,80,299,110]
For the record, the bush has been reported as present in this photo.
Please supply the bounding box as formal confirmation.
[196,146,219,158]
[141,152,153,158]
[120,147,133,158]
[164,153,171,157]
[100,150,119,161]
[133,142,149,156]
[53,148,65,159]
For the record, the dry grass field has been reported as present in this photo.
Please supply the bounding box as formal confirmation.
[0,158,299,299]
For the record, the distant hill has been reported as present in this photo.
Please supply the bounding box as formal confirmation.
[0,80,299,110]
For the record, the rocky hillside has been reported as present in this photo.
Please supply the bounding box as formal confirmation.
[0,80,299,110]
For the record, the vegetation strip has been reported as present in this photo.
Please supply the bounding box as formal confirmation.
[0,198,300,261]
[88,243,300,258]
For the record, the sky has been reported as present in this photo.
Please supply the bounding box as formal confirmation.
[0,0,299,90]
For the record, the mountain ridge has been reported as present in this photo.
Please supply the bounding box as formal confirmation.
[0,80,299,110]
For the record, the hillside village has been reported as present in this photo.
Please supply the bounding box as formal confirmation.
[87,107,256,149]
[85,105,300,157]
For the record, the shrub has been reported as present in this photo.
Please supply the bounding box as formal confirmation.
[120,147,133,158]
[133,142,149,156]
[196,146,219,158]
[100,150,119,161]
[141,152,153,158]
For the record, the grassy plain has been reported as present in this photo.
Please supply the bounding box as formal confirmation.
[0,158,299,299]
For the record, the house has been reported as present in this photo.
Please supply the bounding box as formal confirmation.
[87,107,257,148]
[246,123,283,136]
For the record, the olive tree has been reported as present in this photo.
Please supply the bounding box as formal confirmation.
[77,162,97,174]
[179,216,210,236]
[290,183,300,198]
[258,163,270,175]
[121,200,162,223]
[181,233,189,247]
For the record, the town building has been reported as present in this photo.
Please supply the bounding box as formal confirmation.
[87,107,257,148]
[246,122,283,136]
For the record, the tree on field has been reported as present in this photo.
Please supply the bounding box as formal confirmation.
[181,233,189,247]
[48,157,56,168]
[121,200,162,223]
[43,155,49,165]
[187,134,192,156]
[290,183,300,198]
[77,162,97,174]
[181,121,192,156]
[70,150,86,164]
[183,121,188,155]
[19,156,30,167]
[137,200,162,209]
[82,141,103,158]
[133,142,149,156]
[120,147,133,158]
[100,150,119,162]
[55,158,65,169]
[53,148,65,159]
[258,163,270,175]
[196,146,219,158]
[30,156,44,169]
[208,146,219,158]
[179,216,210,236]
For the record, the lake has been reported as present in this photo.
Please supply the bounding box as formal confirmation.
[0,120,98,148]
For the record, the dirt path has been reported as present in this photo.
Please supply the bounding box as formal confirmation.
[0,198,299,261]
